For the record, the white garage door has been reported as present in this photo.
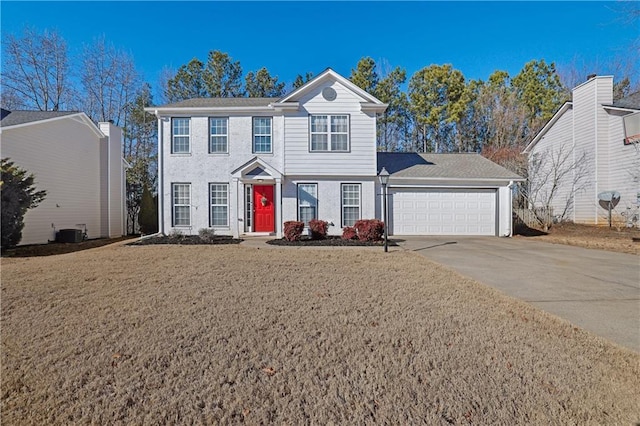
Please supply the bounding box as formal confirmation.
[391,189,496,235]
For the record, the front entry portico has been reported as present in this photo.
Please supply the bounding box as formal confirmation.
[231,157,283,238]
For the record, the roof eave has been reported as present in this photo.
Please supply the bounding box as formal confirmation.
[0,112,104,138]
[522,102,573,154]
[147,106,276,116]
[602,105,640,112]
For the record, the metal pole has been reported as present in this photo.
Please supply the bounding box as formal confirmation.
[383,183,388,252]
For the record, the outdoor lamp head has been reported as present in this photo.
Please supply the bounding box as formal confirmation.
[378,167,390,185]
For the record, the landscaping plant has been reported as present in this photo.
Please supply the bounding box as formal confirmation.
[1,158,47,249]
[283,221,304,241]
[354,219,385,242]
[341,226,358,240]
[308,219,329,240]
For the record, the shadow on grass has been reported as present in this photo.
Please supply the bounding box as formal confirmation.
[1,236,136,258]
[513,223,548,237]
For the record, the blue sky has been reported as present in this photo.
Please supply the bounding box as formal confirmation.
[1,1,638,99]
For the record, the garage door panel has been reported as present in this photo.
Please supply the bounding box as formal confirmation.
[391,189,496,236]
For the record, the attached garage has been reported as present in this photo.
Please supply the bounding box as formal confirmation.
[377,153,523,237]
[391,188,496,235]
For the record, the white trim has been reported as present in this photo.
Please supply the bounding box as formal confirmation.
[603,105,640,113]
[522,102,573,153]
[0,112,105,139]
[277,68,387,107]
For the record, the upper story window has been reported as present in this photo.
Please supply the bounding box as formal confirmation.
[310,115,349,152]
[209,118,228,153]
[253,117,272,153]
[172,118,190,153]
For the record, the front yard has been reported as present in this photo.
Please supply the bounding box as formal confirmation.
[2,243,638,424]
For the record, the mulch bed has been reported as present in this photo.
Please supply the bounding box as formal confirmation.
[267,236,395,246]
[1,236,135,258]
[128,235,243,246]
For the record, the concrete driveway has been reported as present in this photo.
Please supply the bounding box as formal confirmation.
[395,236,640,352]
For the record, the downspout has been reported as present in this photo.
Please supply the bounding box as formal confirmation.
[157,112,164,235]
[107,130,111,237]
[508,180,514,237]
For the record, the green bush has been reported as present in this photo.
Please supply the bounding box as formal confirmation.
[138,184,158,235]
[1,158,46,249]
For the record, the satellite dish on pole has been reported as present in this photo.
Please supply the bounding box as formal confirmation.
[598,191,621,227]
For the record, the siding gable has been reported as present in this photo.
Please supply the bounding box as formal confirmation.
[284,80,377,176]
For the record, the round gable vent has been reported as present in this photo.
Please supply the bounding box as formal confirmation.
[322,87,337,101]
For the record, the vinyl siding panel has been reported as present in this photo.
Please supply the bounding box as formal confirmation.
[529,108,577,220]
[572,80,598,224]
[1,119,104,245]
[595,78,613,198]
[284,80,377,176]
[99,123,125,237]
[607,111,640,224]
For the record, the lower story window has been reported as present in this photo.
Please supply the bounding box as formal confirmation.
[172,183,191,226]
[341,183,360,227]
[298,183,317,226]
[210,183,229,227]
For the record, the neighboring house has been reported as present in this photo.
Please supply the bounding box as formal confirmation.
[523,76,640,226]
[0,109,127,245]
[148,68,521,238]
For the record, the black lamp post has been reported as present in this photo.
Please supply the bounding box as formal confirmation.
[378,167,390,252]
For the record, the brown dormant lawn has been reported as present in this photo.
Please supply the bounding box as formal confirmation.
[2,243,638,424]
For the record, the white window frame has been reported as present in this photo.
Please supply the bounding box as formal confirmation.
[209,183,229,227]
[172,183,191,226]
[253,117,272,153]
[172,118,190,154]
[341,183,361,227]
[297,183,318,226]
[209,117,228,153]
[309,114,350,152]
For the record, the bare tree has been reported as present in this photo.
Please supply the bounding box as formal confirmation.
[524,142,589,230]
[80,36,140,125]
[1,27,74,111]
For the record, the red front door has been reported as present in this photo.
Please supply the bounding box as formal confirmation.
[253,185,274,232]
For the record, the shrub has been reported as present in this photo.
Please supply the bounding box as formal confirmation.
[1,158,47,249]
[168,229,185,242]
[283,221,304,241]
[354,219,385,242]
[198,228,216,243]
[341,226,357,240]
[308,219,329,240]
[138,184,158,235]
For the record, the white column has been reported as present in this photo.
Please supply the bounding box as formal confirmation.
[233,177,240,238]
[275,178,282,238]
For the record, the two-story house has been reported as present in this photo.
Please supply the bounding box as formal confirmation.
[524,76,640,226]
[149,68,521,238]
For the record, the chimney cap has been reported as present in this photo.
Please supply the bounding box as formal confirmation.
[587,74,597,80]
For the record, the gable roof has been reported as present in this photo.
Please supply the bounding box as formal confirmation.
[0,109,78,127]
[522,102,573,154]
[275,68,387,113]
[158,97,278,109]
[377,152,523,181]
[610,91,640,110]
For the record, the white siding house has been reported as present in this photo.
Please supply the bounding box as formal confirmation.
[524,76,640,226]
[0,110,126,245]
[149,68,521,238]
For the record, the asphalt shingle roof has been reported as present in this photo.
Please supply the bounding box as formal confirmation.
[611,91,640,110]
[377,152,523,180]
[0,109,78,127]
[158,98,279,108]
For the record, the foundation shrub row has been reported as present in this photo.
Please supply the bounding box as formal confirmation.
[284,219,385,242]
